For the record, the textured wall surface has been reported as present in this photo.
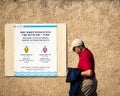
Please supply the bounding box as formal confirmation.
[0,0,120,96]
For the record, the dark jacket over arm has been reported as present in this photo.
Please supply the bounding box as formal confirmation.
[66,68,83,96]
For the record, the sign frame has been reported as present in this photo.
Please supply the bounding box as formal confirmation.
[5,23,66,76]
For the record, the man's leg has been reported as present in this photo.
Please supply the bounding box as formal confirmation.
[81,78,97,96]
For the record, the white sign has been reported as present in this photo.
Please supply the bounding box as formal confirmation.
[14,24,57,76]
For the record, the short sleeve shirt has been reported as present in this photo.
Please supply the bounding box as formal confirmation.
[77,48,95,79]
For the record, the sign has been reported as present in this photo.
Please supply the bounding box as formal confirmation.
[14,24,57,76]
[5,24,66,76]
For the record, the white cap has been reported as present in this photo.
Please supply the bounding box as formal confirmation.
[70,39,83,51]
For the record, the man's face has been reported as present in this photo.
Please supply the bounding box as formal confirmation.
[74,46,82,55]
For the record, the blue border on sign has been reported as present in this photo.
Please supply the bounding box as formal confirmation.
[14,25,57,28]
[14,72,57,76]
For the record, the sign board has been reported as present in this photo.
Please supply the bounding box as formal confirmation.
[5,24,66,76]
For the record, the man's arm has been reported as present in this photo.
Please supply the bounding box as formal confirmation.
[81,69,93,76]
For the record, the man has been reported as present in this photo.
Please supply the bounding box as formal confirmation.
[70,39,97,96]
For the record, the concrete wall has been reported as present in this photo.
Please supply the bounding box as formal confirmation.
[0,0,120,96]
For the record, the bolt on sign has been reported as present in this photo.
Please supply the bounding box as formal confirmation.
[5,24,66,77]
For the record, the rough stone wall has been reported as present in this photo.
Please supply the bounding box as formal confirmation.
[0,0,120,96]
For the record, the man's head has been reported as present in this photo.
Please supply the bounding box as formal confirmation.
[70,39,85,54]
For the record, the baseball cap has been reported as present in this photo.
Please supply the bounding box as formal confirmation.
[70,39,83,51]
